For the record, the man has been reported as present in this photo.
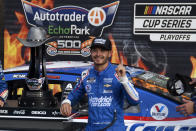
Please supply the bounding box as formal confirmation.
[176,78,196,116]
[0,60,8,107]
[60,37,139,131]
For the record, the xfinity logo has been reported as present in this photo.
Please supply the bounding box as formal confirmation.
[52,111,61,116]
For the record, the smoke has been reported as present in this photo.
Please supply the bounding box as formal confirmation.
[123,39,167,74]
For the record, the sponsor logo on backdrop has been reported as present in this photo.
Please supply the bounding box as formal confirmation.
[46,46,57,56]
[51,110,61,116]
[88,7,106,26]
[81,47,91,57]
[31,110,47,115]
[13,110,26,115]
[134,3,196,42]
[21,0,119,56]
[150,103,168,120]
[0,109,8,114]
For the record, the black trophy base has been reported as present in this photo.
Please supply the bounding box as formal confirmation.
[18,90,57,108]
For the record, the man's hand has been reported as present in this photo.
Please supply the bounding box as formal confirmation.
[190,78,196,85]
[176,99,194,116]
[0,100,4,107]
[115,56,126,77]
[60,103,72,116]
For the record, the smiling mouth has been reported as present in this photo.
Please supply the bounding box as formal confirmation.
[94,56,104,59]
[94,58,104,62]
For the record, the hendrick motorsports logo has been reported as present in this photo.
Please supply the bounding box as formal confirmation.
[134,3,196,42]
[89,96,113,107]
[21,0,119,56]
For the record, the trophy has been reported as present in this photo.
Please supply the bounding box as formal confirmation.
[17,26,57,107]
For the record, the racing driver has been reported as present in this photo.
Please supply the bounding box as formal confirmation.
[60,37,140,131]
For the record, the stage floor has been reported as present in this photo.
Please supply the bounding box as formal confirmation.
[0,119,86,131]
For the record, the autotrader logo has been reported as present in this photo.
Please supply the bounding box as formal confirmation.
[150,103,168,120]
[21,0,119,56]
[21,0,119,37]
[88,7,106,26]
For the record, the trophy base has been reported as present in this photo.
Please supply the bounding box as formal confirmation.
[18,90,57,107]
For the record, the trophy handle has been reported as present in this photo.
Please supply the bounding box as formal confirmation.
[27,47,40,79]
[41,44,49,91]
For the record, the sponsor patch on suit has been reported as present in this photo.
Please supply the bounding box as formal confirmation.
[87,77,96,83]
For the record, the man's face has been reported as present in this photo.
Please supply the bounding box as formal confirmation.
[91,47,111,65]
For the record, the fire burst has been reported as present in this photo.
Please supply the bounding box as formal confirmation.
[4,0,54,70]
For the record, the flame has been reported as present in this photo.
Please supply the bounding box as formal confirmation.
[47,42,58,48]
[25,0,54,8]
[4,0,54,69]
[119,51,128,65]
[4,12,29,69]
[190,56,196,78]
[138,57,165,75]
[137,58,148,71]
[48,84,62,96]
[132,77,168,92]
[132,77,190,101]
[81,36,95,48]
[109,34,127,65]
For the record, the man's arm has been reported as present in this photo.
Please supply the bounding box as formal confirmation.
[115,57,139,105]
[60,70,88,116]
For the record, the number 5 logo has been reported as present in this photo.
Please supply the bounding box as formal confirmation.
[88,7,106,26]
